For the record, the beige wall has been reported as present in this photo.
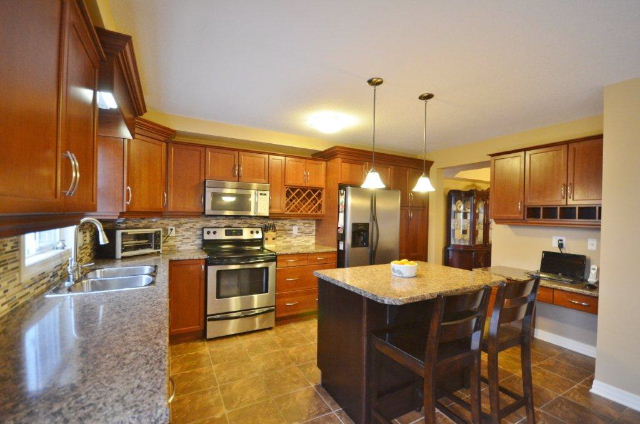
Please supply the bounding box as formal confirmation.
[595,78,640,399]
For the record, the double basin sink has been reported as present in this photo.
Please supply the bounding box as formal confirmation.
[47,265,157,297]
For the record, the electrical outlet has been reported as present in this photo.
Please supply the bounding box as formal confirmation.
[292,225,299,235]
[167,227,176,237]
[552,236,566,249]
[588,238,598,251]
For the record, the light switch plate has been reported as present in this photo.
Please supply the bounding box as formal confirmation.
[588,238,598,250]
[292,225,299,235]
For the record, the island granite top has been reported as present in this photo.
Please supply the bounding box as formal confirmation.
[314,262,505,305]
[0,249,207,424]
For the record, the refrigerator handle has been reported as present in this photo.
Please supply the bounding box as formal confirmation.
[370,193,380,264]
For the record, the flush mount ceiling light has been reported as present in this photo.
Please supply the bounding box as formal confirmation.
[361,77,386,190]
[412,93,436,193]
[97,91,118,110]
[307,111,358,134]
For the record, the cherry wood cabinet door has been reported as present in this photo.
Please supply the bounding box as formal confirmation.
[169,259,205,336]
[0,0,63,213]
[96,136,125,217]
[392,166,410,206]
[306,160,326,188]
[238,151,268,183]
[60,0,101,212]
[340,160,366,185]
[167,143,205,213]
[126,137,166,212]
[285,157,307,186]
[525,145,568,205]
[269,155,286,213]
[399,207,428,261]
[490,152,525,220]
[205,147,238,181]
[407,168,428,208]
[567,137,603,205]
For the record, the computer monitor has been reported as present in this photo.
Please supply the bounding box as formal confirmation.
[540,251,587,281]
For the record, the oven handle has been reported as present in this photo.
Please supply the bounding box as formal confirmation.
[207,307,275,321]
[208,257,276,266]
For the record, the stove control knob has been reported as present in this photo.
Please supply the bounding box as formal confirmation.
[206,231,211,235]
[213,231,217,235]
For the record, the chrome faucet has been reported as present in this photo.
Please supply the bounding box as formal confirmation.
[66,218,109,286]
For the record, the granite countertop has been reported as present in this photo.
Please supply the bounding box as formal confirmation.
[267,243,337,255]
[0,249,207,424]
[314,262,505,305]
[476,266,599,298]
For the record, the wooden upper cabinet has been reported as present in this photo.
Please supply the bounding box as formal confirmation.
[0,0,63,214]
[205,147,238,181]
[285,157,307,186]
[525,145,568,205]
[399,206,428,261]
[169,259,205,336]
[60,0,101,212]
[364,162,393,188]
[269,155,286,213]
[490,152,525,220]
[567,137,603,205]
[167,143,205,213]
[126,137,167,212]
[306,160,326,188]
[95,136,126,217]
[392,166,426,207]
[238,151,268,183]
[284,157,325,187]
[340,160,366,185]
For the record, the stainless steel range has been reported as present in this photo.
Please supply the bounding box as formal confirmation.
[203,226,276,339]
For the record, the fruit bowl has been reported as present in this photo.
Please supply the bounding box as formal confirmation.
[391,260,418,278]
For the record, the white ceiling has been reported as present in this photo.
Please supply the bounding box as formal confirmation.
[109,0,640,154]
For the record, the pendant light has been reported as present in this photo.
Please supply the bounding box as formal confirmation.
[412,92,436,192]
[361,77,386,189]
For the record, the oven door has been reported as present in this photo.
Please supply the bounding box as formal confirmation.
[207,260,276,314]
[205,188,256,216]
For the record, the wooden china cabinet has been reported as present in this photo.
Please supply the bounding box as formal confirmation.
[445,189,491,270]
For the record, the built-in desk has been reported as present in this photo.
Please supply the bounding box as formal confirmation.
[314,262,504,424]
[476,266,599,315]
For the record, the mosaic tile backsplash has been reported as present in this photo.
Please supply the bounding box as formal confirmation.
[104,217,316,251]
[0,226,95,320]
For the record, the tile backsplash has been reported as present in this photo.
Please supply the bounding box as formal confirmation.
[0,226,95,320]
[104,217,317,251]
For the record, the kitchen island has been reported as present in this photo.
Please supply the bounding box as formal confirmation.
[314,262,505,424]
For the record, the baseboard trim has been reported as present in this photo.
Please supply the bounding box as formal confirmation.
[591,379,640,412]
[533,328,597,358]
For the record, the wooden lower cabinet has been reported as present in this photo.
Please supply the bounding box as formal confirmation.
[169,259,205,336]
[276,252,337,318]
[537,287,554,304]
[445,246,491,270]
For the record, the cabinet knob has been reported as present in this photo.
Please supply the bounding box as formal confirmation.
[285,302,299,306]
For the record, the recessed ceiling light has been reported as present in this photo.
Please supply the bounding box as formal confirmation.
[307,111,358,134]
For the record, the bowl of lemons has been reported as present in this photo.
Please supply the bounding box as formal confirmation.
[391,259,418,278]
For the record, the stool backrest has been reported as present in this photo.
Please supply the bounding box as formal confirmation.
[425,286,492,364]
[488,277,540,347]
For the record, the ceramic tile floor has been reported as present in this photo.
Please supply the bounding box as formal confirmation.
[169,317,639,424]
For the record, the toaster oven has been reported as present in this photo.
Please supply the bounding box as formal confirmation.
[97,228,163,259]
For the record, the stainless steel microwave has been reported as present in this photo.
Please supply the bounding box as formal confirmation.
[205,180,270,216]
[97,228,163,259]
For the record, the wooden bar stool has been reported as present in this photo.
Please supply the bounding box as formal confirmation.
[482,277,540,424]
[370,286,492,424]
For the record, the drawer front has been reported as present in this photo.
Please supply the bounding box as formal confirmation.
[537,287,554,304]
[307,252,337,265]
[276,289,318,318]
[277,266,314,293]
[277,254,308,268]
[554,290,598,314]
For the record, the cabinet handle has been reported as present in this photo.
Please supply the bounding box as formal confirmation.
[70,152,80,196]
[285,278,300,281]
[316,257,326,260]
[409,209,413,221]
[239,164,243,177]
[168,377,176,404]
[561,184,566,199]
[201,194,204,206]
[568,183,573,200]
[285,302,299,306]
[286,259,299,262]
[569,299,590,307]
[518,201,522,212]
[163,192,167,207]
[126,186,132,205]
[63,151,78,196]
[233,164,238,177]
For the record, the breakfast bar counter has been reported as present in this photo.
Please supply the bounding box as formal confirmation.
[313,262,505,424]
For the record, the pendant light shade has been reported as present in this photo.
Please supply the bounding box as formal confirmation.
[413,92,436,193]
[362,77,386,189]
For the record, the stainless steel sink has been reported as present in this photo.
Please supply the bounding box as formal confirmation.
[47,275,154,296]
[85,265,156,279]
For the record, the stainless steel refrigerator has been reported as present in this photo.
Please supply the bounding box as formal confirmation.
[337,185,401,267]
